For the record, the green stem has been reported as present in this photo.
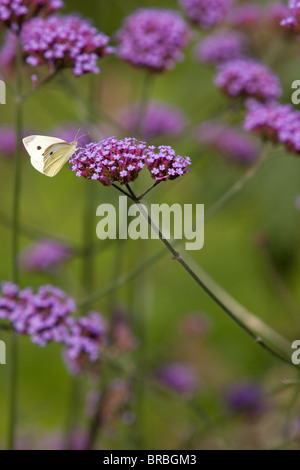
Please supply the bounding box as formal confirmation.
[7,32,23,451]
[138,181,161,200]
[0,210,78,245]
[123,186,295,369]
[79,157,265,309]
[81,181,97,293]
[21,69,60,102]
[207,147,269,220]
[136,71,154,136]
[78,151,296,366]
[78,249,162,310]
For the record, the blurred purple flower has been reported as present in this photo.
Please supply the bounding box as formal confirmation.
[0,0,64,30]
[244,100,300,154]
[0,126,18,157]
[0,283,76,346]
[64,311,107,375]
[70,137,191,186]
[119,101,187,139]
[51,124,91,147]
[215,59,282,102]
[157,362,198,396]
[195,31,247,65]
[20,238,73,273]
[0,282,108,373]
[116,8,190,72]
[195,121,260,164]
[0,125,33,157]
[265,1,290,25]
[281,0,300,32]
[227,2,262,29]
[179,0,232,28]
[224,381,266,416]
[21,14,112,76]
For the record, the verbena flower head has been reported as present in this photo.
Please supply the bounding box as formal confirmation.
[195,121,260,164]
[215,59,282,101]
[156,362,198,396]
[64,311,107,375]
[224,381,266,417]
[0,283,76,346]
[120,101,187,139]
[244,99,300,154]
[0,282,108,371]
[146,145,191,181]
[179,0,232,28]
[0,0,64,31]
[20,239,73,273]
[116,8,190,72]
[21,14,111,76]
[70,137,191,185]
[71,137,147,186]
[195,31,247,65]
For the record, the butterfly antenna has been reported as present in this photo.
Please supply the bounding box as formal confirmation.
[74,128,82,141]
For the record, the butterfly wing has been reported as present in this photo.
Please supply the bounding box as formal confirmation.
[43,143,77,177]
[23,135,65,175]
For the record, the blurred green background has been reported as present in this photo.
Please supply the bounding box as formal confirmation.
[1,0,300,450]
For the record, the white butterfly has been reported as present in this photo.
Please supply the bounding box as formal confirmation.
[22,135,78,177]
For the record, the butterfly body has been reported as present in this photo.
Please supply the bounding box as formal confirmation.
[22,135,78,177]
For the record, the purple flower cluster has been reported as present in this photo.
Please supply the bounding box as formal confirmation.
[21,14,111,76]
[0,283,75,346]
[215,59,282,101]
[64,312,107,375]
[116,9,190,72]
[120,101,187,139]
[179,0,232,28]
[195,121,260,164]
[70,137,191,186]
[156,362,198,395]
[70,137,147,186]
[0,0,63,30]
[224,381,266,416]
[281,0,300,33]
[0,282,107,372]
[146,145,191,181]
[195,31,247,65]
[20,239,73,273]
[244,100,300,154]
